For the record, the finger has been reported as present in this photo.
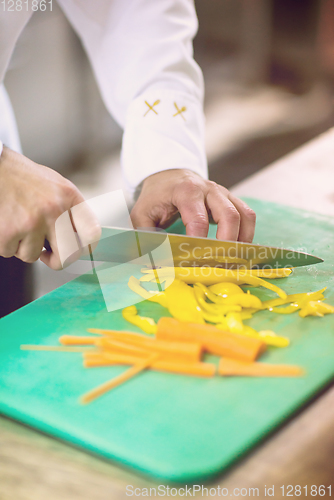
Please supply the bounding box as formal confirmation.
[70,201,102,253]
[40,229,80,270]
[15,233,45,263]
[0,233,20,258]
[173,183,209,237]
[39,231,63,270]
[41,214,81,270]
[228,195,256,243]
[206,186,240,241]
[130,207,157,229]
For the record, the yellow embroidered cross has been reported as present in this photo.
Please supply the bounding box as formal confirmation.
[144,99,160,116]
[173,102,187,120]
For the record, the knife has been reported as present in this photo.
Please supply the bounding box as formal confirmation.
[76,227,323,270]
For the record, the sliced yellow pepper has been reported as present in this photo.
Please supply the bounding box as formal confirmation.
[208,282,244,297]
[271,303,301,314]
[193,285,241,317]
[164,279,205,324]
[128,276,168,307]
[131,269,334,347]
[262,288,326,310]
[240,310,254,320]
[128,276,154,299]
[225,312,244,334]
[141,267,293,279]
[195,282,262,309]
[170,268,287,299]
[122,305,157,334]
[246,268,292,278]
[299,300,334,318]
[242,326,290,347]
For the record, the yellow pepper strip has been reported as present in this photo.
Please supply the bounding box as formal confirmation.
[261,288,326,310]
[215,319,229,330]
[164,277,175,289]
[164,279,205,324]
[195,282,262,309]
[224,293,262,308]
[128,276,154,300]
[202,311,232,324]
[245,268,292,278]
[122,306,157,335]
[241,326,290,347]
[148,293,168,308]
[216,320,289,347]
[142,267,287,299]
[195,282,234,305]
[193,285,241,316]
[141,267,162,273]
[128,276,168,307]
[271,303,301,314]
[299,301,334,318]
[225,312,244,334]
[198,256,248,265]
[161,267,288,299]
[141,267,292,279]
[139,274,160,282]
[208,282,244,296]
[240,310,254,320]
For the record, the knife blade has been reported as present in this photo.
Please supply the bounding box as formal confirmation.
[78,227,323,269]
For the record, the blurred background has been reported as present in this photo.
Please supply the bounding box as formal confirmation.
[3,0,334,309]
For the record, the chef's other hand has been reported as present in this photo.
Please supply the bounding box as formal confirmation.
[0,146,101,270]
[130,169,256,242]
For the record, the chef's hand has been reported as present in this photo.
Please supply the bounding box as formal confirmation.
[130,169,256,242]
[0,146,101,269]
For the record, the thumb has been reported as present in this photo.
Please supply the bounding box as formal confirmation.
[130,207,156,230]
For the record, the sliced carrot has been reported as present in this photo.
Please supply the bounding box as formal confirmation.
[94,338,151,358]
[88,328,202,362]
[59,335,97,346]
[20,345,96,352]
[88,328,148,340]
[84,352,216,377]
[218,358,304,377]
[157,317,265,362]
[81,353,159,404]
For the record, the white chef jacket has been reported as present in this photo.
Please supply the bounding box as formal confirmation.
[0,0,208,194]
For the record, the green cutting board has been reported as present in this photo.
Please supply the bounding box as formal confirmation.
[1,199,334,482]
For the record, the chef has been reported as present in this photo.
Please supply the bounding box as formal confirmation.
[0,1,256,283]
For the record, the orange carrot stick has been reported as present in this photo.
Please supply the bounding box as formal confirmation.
[88,328,145,338]
[218,358,304,377]
[94,338,151,358]
[83,352,216,377]
[157,317,265,362]
[95,336,202,363]
[20,345,96,352]
[80,353,159,404]
[59,335,97,346]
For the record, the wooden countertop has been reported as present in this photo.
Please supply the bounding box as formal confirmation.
[1,130,334,500]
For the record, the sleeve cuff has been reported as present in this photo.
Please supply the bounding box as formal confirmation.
[121,89,208,194]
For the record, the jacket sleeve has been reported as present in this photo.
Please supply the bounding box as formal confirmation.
[57,0,208,194]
